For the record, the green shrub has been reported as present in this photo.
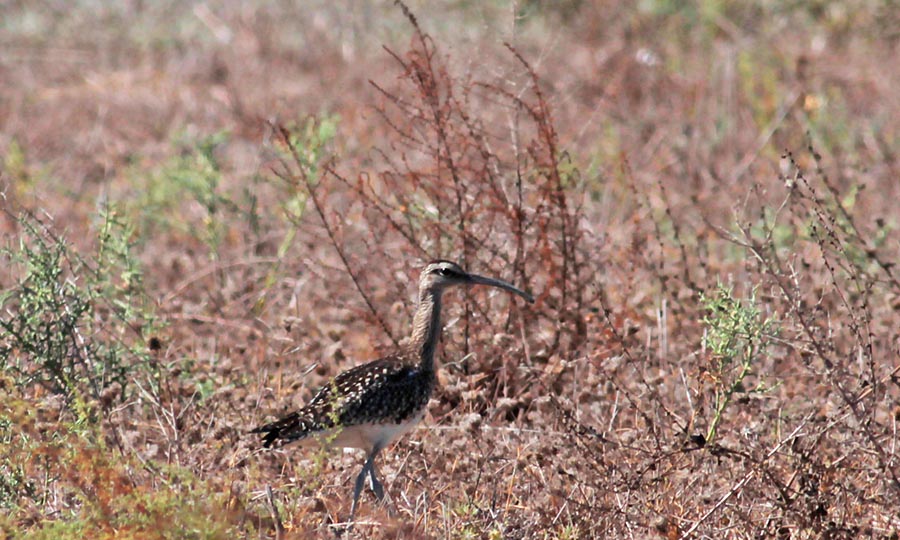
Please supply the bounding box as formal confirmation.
[699,282,777,444]
[0,208,158,406]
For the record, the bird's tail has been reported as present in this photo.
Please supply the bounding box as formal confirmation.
[250,410,321,448]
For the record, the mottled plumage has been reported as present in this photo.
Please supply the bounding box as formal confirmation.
[252,356,435,449]
[250,260,533,520]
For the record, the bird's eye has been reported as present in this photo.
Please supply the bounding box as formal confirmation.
[436,268,450,276]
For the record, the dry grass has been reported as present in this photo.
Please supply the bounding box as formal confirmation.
[2,1,899,538]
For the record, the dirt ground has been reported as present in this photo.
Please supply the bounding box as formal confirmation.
[2,1,899,538]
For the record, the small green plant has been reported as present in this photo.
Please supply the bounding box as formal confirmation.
[699,282,776,445]
[272,115,339,224]
[131,130,235,260]
[554,524,581,540]
[274,115,338,225]
[449,501,481,540]
[0,399,39,511]
[0,208,158,406]
[4,139,31,188]
[1,219,97,398]
[253,114,339,316]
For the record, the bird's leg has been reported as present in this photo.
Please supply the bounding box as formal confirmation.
[368,455,384,501]
[349,460,371,521]
[348,443,383,521]
[366,442,385,500]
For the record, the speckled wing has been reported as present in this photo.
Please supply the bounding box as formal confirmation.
[251,356,434,448]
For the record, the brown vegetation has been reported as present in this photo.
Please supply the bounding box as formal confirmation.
[1,1,898,538]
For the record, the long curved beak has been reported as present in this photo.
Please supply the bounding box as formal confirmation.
[467,273,535,304]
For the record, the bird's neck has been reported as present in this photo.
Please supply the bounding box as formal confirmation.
[409,287,443,373]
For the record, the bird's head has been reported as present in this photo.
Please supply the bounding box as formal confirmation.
[419,260,534,303]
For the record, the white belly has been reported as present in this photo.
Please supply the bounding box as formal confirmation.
[325,410,426,451]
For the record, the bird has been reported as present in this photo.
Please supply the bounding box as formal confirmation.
[250,260,534,520]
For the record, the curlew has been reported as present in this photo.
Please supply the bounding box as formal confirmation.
[251,260,534,520]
